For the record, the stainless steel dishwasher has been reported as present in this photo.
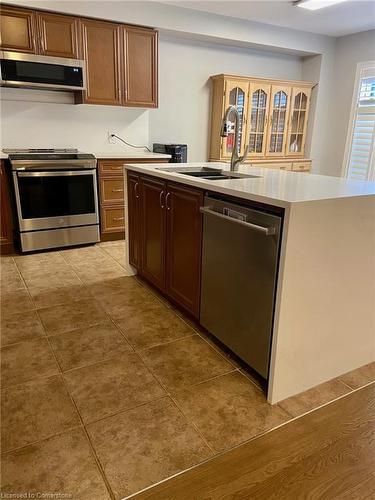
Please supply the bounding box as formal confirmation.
[200,196,282,379]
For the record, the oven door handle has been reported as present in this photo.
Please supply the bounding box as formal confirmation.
[17,170,95,177]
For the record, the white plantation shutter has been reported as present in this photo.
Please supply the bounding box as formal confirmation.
[345,67,375,181]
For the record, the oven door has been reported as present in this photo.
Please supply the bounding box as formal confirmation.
[13,170,99,232]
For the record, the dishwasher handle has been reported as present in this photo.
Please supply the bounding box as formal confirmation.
[200,206,276,236]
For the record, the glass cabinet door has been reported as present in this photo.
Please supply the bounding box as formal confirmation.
[246,83,271,157]
[266,85,291,156]
[222,80,248,158]
[287,87,311,156]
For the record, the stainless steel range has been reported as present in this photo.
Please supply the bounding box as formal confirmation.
[9,149,100,252]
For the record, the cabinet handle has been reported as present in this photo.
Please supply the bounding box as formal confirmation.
[166,192,171,210]
[134,182,139,199]
[113,217,124,222]
[109,166,121,170]
[111,188,123,193]
[118,88,122,100]
[159,190,165,209]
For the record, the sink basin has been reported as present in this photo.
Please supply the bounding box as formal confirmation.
[156,166,261,181]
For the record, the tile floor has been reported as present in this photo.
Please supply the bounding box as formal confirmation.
[1,241,374,499]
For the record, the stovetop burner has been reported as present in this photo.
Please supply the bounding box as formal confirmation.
[9,153,95,161]
[4,148,79,154]
[8,148,97,170]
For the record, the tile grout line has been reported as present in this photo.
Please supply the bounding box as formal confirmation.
[135,351,217,456]
[123,381,375,500]
[42,323,117,500]
[338,378,357,391]
[1,423,84,456]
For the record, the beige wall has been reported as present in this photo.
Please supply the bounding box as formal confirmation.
[325,30,375,177]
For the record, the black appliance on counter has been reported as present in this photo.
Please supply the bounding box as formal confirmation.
[153,143,187,163]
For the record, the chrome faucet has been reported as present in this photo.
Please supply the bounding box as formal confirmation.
[220,105,249,171]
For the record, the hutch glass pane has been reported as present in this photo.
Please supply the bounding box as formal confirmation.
[225,87,245,154]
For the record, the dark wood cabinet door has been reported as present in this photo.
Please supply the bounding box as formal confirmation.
[140,176,166,290]
[123,26,158,107]
[0,161,14,254]
[127,173,141,269]
[37,12,79,58]
[80,19,122,105]
[0,6,36,53]
[166,183,203,318]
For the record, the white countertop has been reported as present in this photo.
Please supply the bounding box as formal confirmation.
[94,151,171,159]
[124,162,375,207]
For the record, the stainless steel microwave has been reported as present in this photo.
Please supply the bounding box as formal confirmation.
[0,51,86,91]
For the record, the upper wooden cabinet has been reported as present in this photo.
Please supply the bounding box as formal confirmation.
[79,21,158,107]
[0,6,79,58]
[37,12,79,58]
[210,74,314,161]
[80,19,122,106]
[1,5,159,108]
[0,6,36,53]
[123,26,158,107]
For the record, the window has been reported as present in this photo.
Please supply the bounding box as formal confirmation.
[343,62,375,181]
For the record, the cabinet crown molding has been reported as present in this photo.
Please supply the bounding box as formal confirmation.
[210,73,316,88]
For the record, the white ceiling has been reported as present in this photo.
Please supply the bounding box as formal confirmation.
[164,0,375,37]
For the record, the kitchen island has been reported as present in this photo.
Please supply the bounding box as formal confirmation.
[123,162,375,404]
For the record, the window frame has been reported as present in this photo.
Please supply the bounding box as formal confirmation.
[341,60,375,180]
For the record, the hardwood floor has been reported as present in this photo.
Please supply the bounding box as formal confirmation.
[133,383,375,499]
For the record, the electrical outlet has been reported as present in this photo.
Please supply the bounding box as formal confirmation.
[107,131,116,144]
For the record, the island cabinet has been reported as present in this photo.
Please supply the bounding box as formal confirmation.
[0,6,79,58]
[128,172,204,318]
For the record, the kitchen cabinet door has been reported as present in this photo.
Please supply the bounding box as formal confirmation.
[166,183,203,318]
[0,161,14,254]
[221,80,249,158]
[80,19,122,105]
[245,83,271,158]
[266,85,291,156]
[37,12,79,59]
[140,176,166,290]
[122,26,158,107]
[286,87,311,157]
[0,6,36,53]
[127,173,141,269]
